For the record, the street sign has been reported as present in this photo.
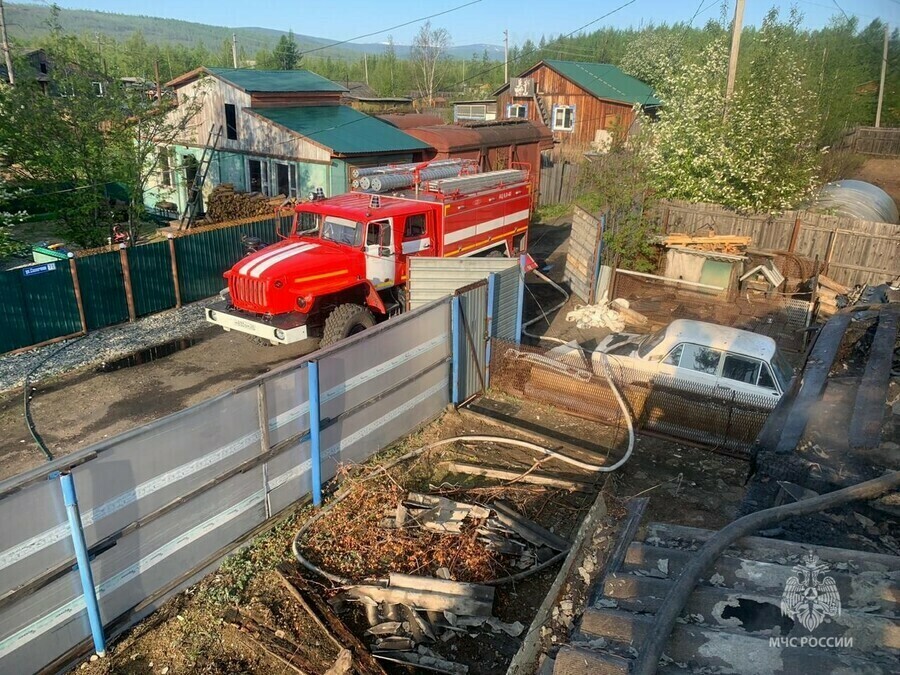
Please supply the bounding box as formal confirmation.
[22,262,57,277]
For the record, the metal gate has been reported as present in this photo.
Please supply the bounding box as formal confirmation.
[452,281,488,404]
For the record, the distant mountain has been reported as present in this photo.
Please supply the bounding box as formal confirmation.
[5,3,504,60]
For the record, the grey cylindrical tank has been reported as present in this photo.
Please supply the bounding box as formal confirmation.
[813,180,899,224]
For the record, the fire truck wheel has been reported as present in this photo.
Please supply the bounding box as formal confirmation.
[321,304,376,346]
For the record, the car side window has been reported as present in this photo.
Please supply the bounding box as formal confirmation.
[663,344,683,366]
[680,344,722,375]
[722,354,761,384]
[758,364,778,391]
[404,213,427,239]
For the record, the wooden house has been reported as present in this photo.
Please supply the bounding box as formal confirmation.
[494,60,659,152]
[145,67,429,216]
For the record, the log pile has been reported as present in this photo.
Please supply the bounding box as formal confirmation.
[205,184,283,223]
[816,274,851,318]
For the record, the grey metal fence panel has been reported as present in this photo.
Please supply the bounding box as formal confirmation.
[71,389,262,549]
[0,477,69,601]
[265,366,310,446]
[492,265,522,341]
[266,436,313,516]
[318,363,449,483]
[0,567,88,675]
[91,470,266,628]
[457,283,488,402]
[317,306,451,423]
[408,257,518,309]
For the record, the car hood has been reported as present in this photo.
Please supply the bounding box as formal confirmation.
[595,332,645,356]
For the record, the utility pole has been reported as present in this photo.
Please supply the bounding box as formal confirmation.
[153,60,162,104]
[232,33,238,68]
[364,53,369,86]
[503,29,509,83]
[875,23,889,128]
[724,0,745,104]
[0,0,14,86]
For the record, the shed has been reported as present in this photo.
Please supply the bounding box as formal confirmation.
[378,114,447,129]
[403,119,553,175]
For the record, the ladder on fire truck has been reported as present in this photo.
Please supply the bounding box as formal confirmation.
[178,125,222,230]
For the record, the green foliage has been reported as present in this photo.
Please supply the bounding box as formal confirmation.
[646,9,821,213]
[578,130,658,272]
[0,180,28,259]
[272,30,302,70]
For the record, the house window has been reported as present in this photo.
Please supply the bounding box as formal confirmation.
[39,62,48,74]
[158,147,172,187]
[248,159,269,195]
[274,161,297,198]
[224,103,238,141]
[91,81,105,97]
[506,104,527,119]
[551,105,575,132]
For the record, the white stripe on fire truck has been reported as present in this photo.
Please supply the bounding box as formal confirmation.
[237,242,306,276]
[443,209,530,246]
[249,244,318,279]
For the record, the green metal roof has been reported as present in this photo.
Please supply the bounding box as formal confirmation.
[542,60,660,106]
[253,105,431,155]
[206,67,347,93]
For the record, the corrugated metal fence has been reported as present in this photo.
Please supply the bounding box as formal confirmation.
[0,297,454,674]
[0,214,293,355]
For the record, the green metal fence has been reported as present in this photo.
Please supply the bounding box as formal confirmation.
[129,242,177,317]
[0,214,294,355]
[0,261,82,353]
[75,251,130,331]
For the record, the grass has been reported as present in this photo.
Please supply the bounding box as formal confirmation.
[533,203,572,223]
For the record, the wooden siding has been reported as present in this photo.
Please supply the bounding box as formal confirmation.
[173,77,331,163]
[840,126,900,156]
[496,63,637,149]
[250,92,343,108]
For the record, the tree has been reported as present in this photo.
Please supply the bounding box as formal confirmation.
[273,30,301,70]
[645,9,820,212]
[0,179,27,259]
[411,21,451,106]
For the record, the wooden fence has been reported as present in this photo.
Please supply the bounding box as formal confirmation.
[660,199,900,288]
[840,126,900,156]
[539,160,584,206]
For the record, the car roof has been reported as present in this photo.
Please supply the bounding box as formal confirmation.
[663,319,777,361]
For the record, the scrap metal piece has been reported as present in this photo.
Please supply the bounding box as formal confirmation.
[491,500,571,552]
[346,575,494,617]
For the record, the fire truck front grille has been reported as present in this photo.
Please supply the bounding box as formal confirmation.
[230,277,268,310]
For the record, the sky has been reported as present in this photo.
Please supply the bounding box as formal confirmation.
[18,0,900,46]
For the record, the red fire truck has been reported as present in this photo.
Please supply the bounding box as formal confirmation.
[205,162,531,345]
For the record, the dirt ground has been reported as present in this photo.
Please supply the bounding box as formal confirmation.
[0,328,319,481]
[848,157,900,210]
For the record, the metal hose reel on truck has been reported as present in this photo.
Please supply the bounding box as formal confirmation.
[205,160,533,346]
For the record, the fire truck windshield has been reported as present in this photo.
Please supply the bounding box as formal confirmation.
[321,216,364,247]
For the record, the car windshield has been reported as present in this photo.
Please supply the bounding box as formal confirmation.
[293,211,320,235]
[321,216,363,247]
[772,350,794,391]
[637,328,667,358]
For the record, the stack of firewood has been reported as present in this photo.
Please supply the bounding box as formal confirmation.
[205,184,284,223]
[816,274,851,317]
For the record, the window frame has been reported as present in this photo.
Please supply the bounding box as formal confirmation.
[506,103,528,119]
[403,213,428,240]
[157,147,172,188]
[667,342,724,376]
[721,353,763,386]
[551,104,576,132]
[247,158,270,196]
[224,103,239,141]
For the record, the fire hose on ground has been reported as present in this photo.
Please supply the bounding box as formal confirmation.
[632,470,900,675]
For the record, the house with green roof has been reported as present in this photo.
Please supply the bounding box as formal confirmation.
[145,67,430,218]
[494,60,659,152]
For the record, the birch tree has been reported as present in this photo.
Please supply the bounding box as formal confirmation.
[411,21,451,106]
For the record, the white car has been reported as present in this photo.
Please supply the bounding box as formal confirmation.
[594,319,794,399]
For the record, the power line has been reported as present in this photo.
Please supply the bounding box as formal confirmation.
[299,0,482,56]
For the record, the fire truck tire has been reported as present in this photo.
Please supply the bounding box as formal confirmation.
[321,304,376,346]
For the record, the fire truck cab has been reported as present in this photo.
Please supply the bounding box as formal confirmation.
[205,163,531,346]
